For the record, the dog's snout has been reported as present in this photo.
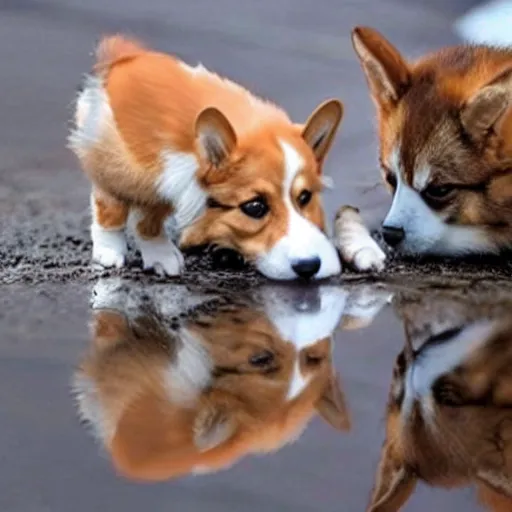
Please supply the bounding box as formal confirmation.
[292,257,321,280]
[382,225,405,247]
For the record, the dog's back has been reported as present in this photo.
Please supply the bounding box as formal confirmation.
[72,35,290,201]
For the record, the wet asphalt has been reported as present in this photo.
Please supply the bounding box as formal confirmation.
[0,0,507,511]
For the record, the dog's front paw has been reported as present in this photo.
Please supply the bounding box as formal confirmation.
[352,246,386,272]
[139,238,185,276]
[334,205,387,273]
[91,228,127,270]
[92,246,126,269]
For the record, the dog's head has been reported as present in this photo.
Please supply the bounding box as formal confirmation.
[352,26,512,256]
[367,319,512,511]
[180,100,343,280]
[73,282,350,481]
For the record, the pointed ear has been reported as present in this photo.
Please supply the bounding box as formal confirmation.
[351,26,411,109]
[315,372,351,431]
[302,99,343,165]
[193,404,236,452]
[367,439,417,512]
[195,107,237,167]
[461,67,512,145]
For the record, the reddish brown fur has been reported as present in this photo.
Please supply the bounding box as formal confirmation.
[180,133,327,252]
[367,320,512,512]
[71,35,342,259]
[93,189,129,229]
[352,26,512,249]
[135,203,173,239]
[77,301,349,481]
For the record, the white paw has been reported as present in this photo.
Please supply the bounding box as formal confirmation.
[139,239,185,276]
[352,246,386,272]
[92,246,126,269]
[90,277,126,309]
[90,226,127,269]
[333,206,386,273]
[341,286,394,330]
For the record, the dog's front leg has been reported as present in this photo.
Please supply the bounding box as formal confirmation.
[333,205,387,272]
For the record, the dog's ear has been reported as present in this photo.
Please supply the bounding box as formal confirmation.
[196,107,237,168]
[193,402,237,452]
[461,67,512,146]
[301,99,343,166]
[367,437,417,512]
[351,26,411,110]
[316,372,351,431]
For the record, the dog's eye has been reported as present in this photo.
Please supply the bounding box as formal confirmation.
[249,350,274,367]
[240,197,269,219]
[297,189,313,207]
[423,184,455,201]
[305,353,323,366]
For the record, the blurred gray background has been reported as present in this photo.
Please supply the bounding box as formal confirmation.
[0,0,480,230]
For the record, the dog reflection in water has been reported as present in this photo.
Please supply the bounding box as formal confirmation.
[367,314,512,512]
[73,279,389,481]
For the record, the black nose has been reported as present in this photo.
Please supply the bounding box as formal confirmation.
[292,257,321,279]
[382,225,405,247]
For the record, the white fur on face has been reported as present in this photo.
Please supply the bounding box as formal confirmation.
[384,146,492,255]
[255,140,341,280]
[262,285,348,346]
[261,285,347,400]
[401,321,497,422]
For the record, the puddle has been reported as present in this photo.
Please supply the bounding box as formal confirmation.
[3,277,512,511]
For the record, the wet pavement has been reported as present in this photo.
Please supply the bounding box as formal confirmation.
[3,0,512,511]
[5,277,512,512]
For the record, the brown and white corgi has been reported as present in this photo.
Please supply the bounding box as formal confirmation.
[68,35,343,280]
[72,279,352,481]
[366,315,512,512]
[352,26,512,257]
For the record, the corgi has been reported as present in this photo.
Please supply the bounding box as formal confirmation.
[366,316,512,512]
[72,279,352,481]
[352,26,512,257]
[68,35,343,280]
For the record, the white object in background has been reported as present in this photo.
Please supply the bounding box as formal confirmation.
[455,0,512,45]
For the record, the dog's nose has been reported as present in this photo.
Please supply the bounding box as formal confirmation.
[292,257,321,279]
[382,225,405,247]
